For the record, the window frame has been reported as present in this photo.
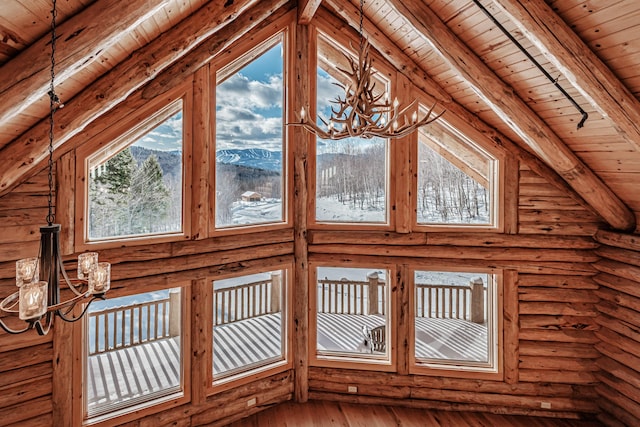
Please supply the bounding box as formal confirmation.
[412,116,504,233]
[309,30,394,231]
[408,265,504,381]
[210,28,292,236]
[308,261,397,372]
[207,260,294,395]
[72,280,191,427]
[75,83,193,250]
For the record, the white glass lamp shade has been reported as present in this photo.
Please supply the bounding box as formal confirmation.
[88,262,110,294]
[78,252,98,280]
[16,257,39,287]
[19,281,48,320]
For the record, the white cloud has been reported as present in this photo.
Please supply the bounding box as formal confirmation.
[215,72,284,151]
[217,73,283,110]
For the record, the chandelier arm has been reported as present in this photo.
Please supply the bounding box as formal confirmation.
[0,318,33,334]
[56,295,103,323]
[33,312,54,336]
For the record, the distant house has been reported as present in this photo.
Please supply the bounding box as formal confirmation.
[241,191,261,202]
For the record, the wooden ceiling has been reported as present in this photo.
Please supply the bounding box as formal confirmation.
[1,0,640,231]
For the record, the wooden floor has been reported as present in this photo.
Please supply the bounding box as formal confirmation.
[226,400,603,427]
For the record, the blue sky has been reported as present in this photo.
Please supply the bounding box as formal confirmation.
[215,42,284,152]
[132,38,384,155]
[136,111,183,151]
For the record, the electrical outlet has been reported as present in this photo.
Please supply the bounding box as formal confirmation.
[348,385,358,393]
[540,402,551,409]
[247,397,257,407]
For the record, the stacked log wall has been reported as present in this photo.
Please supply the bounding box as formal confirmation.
[592,230,640,426]
[0,168,54,427]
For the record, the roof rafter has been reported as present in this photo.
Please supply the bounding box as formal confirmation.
[0,0,170,132]
[489,0,640,152]
[386,0,635,231]
[0,0,261,197]
[297,0,322,24]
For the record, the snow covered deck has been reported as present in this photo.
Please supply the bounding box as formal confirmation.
[86,313,487,414]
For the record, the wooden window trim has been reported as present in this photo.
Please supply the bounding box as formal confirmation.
[210,24,293,237]
[412,117,505,233]
[206,260,294,396]
[308,261,397,372]
[309,29,395,231]
[70,281,192,427]
[74,82,193,251]
[407,265,507,381]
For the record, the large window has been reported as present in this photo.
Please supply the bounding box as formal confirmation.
[212,269,288,383]
[411,270,500,375]
[315,35,388,225]
[85,101,184,242]
[83,288,185,421]
[311,266,392,368]
[215,34,286,229]
[416,120,498,228]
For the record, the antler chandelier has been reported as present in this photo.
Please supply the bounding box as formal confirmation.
[294,0,443,140]
[0,0,110,335]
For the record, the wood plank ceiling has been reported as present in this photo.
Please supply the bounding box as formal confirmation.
[1,0,640,230]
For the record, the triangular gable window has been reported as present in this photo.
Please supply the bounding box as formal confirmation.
[416,118,498,228]
[85,100,185,242]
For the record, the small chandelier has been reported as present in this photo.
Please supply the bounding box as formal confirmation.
[294,0,443,140]
[0,0,110,335]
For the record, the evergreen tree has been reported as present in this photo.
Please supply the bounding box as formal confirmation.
[95,147,135,196]
[130,154,170,233]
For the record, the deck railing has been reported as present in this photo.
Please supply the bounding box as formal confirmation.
[88,291,180,355]
[213,273,281,326]
[317,272,386,315]
[88,274,484,356]
[415,277,484,323]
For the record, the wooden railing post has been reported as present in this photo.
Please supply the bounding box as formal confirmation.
[367,272,379,315]
[270,272,282,313]
[168,290,181,337]
[470,277,484,324]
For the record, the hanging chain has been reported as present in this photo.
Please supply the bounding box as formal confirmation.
[359,0,365,54]
[46,0,58,226]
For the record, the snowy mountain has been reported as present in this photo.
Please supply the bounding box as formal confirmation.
[216,148,282,172]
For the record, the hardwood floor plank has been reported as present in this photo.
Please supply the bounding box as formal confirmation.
[226,400,603,426]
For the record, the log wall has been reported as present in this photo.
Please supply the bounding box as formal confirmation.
[0,168,54,427]
[593,230,640,426]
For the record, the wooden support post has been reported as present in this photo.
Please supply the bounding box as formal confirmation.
[292,21,313,403]
[367,271,380,315]
[397,264,410,375]
[470,277,485,324]
[191,278,211,406]
[168,290,181,338]
[270,272,282,313]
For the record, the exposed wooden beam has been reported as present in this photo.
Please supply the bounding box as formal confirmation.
[297,0,322,24]
[0,0,169,130]
[142,0,292,100]
[318,2,601,218]
[0,0,259,197]
[489,0,640,152]
[386,0,635,231]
